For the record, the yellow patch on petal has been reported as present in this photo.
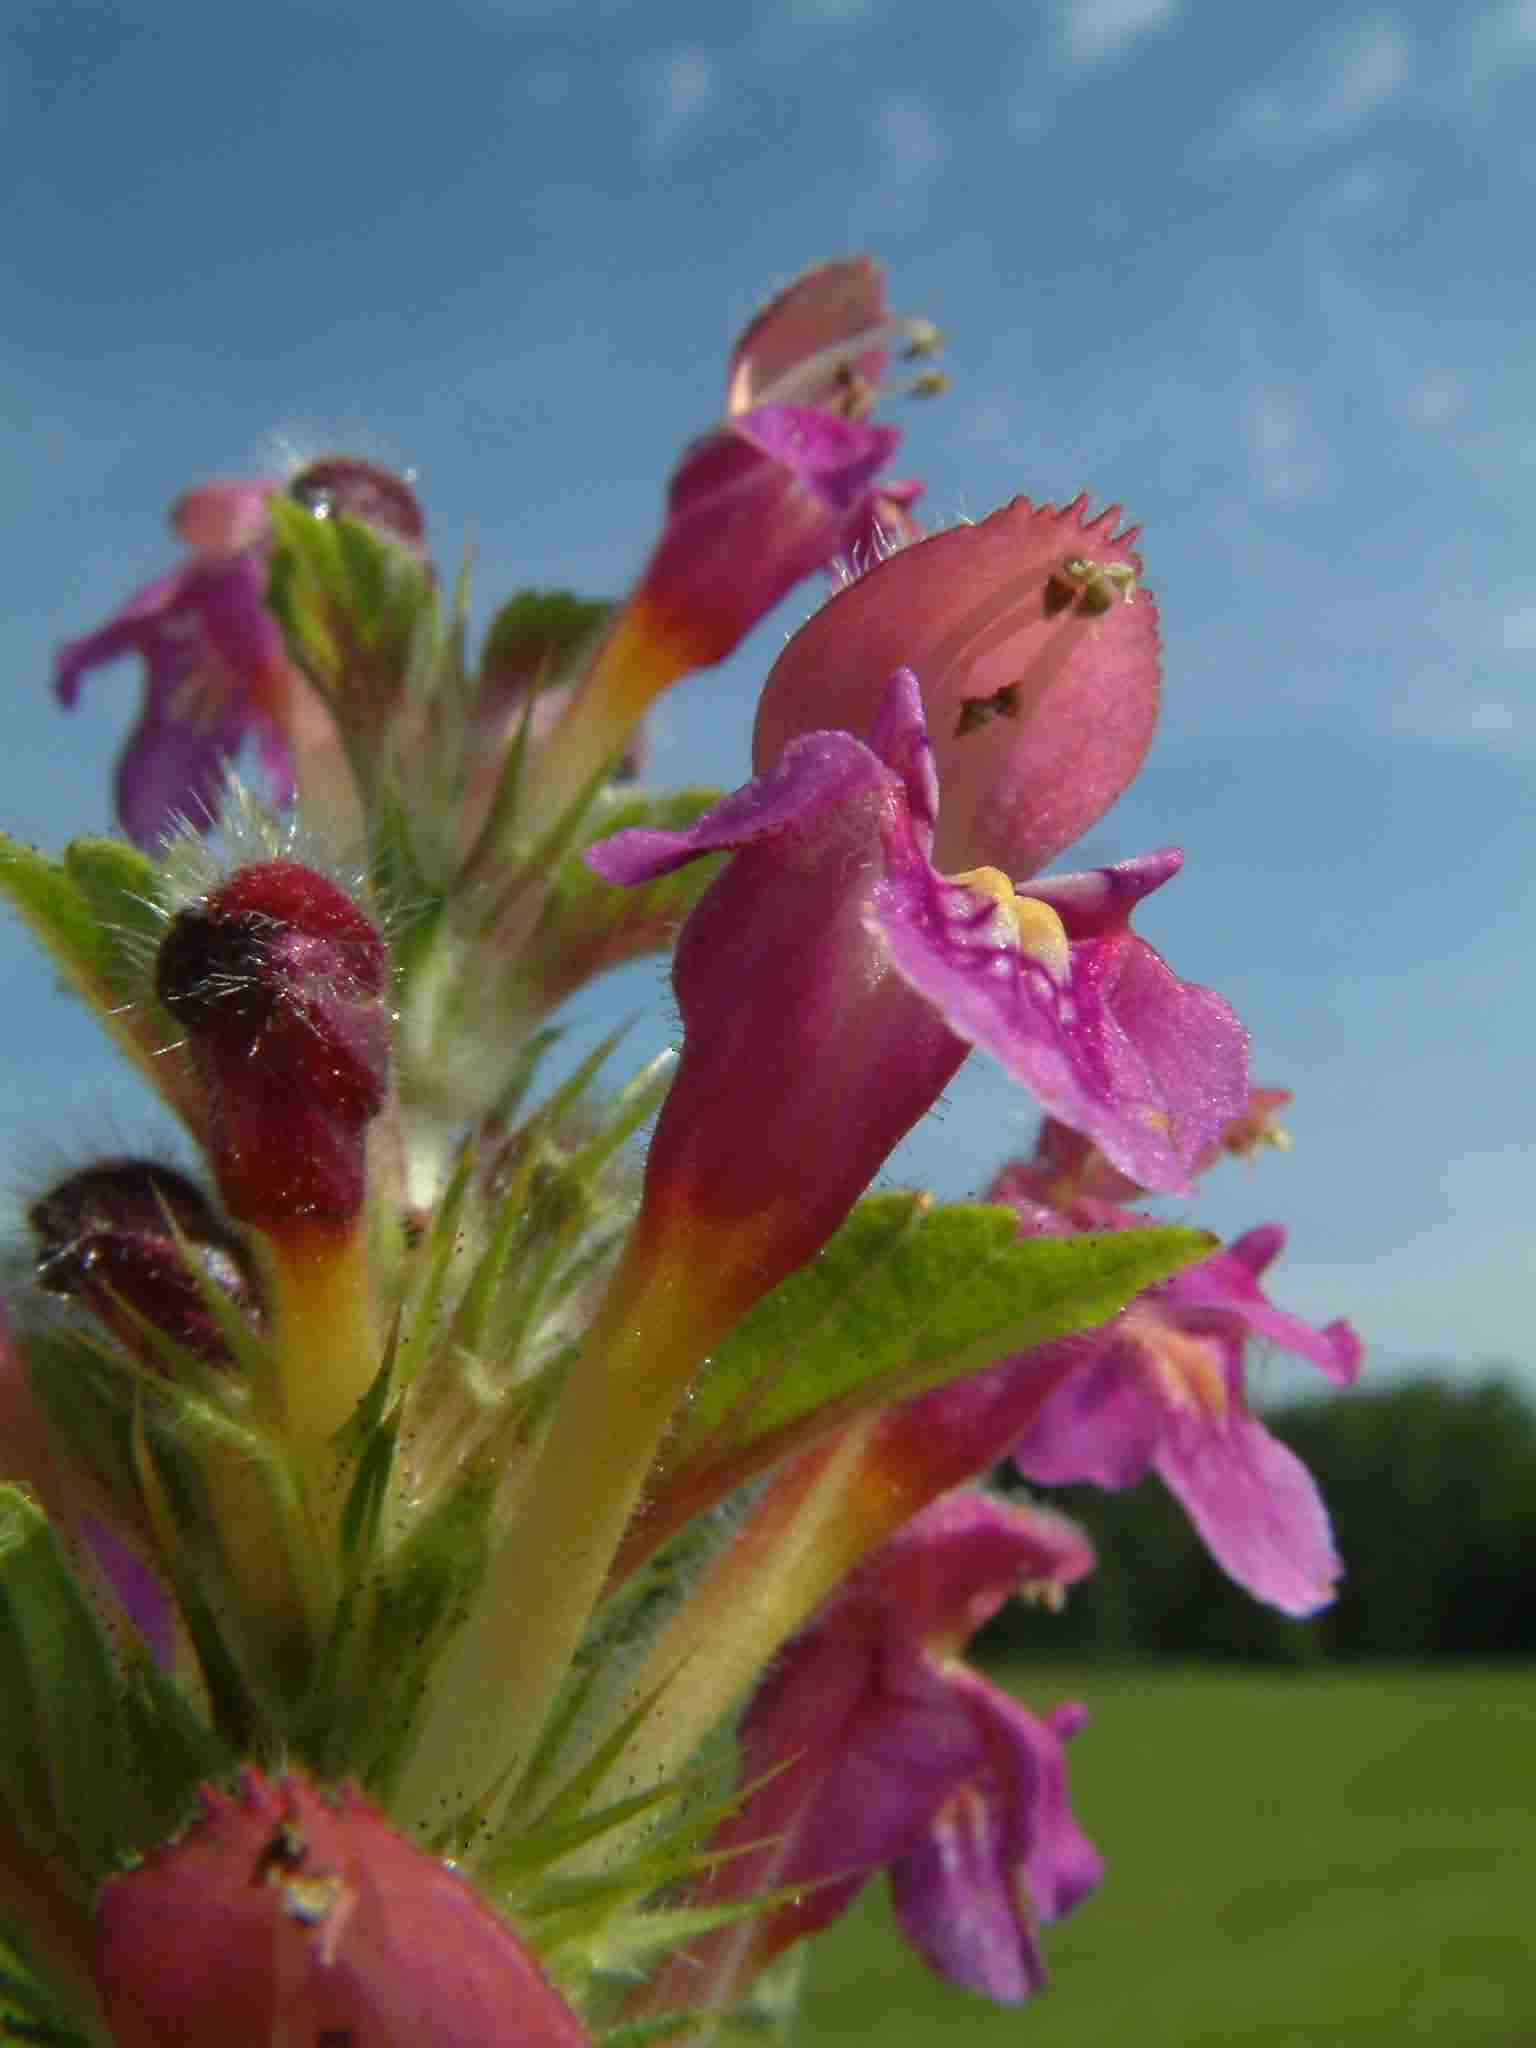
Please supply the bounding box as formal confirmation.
[1125,1308,1229,1424]
[950,867,1071,978]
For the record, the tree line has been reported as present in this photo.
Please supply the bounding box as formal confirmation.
[986,1375,1536,1662]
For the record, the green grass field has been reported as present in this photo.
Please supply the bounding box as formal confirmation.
[796,1664,1536,2048]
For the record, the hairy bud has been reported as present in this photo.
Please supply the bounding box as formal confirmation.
[156,862,390,1231]
[30,1159,257,1367]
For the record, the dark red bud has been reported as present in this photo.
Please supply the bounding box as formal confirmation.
[30,1159,258,1368]
[289,456,427,554]
[156,863,391,1230]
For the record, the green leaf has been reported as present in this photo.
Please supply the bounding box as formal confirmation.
[0,1918,94,2046]
[297,1465,496,1794]
[266,497,434,719]
[633,1196,1213,1563]
[0,1486,136,1877]
[679,1196,1212,1449]
[61,837,163,998]
[0,832,202,1132]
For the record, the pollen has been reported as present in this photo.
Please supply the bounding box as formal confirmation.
[1047,555,1138,616]
[950,867,1071,978]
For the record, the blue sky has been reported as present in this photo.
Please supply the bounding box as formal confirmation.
[4,0,1533,1386]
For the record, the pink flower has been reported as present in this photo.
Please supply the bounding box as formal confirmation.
[625,404,902,670]
[611,254,937,674]
[56,478,294,847]
[591,674,1245,1319]
[523,262,937,837]
[94,1768,589,2046]
[56,462,426,846]
[638,1494,1100,2012]
[994,1136,1363,1615]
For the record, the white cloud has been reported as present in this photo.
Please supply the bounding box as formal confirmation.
[869,91,949,189]
[1454,0,1536,94]
[1483,595,1536,661]
[1231,14,1413,153]
[1242,387,1333,503]
[1400,370,1466,430]
[633,46,720,160]
[1056,0,1183,70]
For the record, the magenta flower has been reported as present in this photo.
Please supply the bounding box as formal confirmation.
[56,477,295,847]
[523,262,935,836]
[640,1493,1100,2011]
[626,403,902,672]
[624,248,938,670]
[588,680,963,1297]
[591,673,1244,1310]
[56,461,428,847]
[994,1146,1363,1614]
[94,1768,590,2046]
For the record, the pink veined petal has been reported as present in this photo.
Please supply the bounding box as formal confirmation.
[1167,1229,1364,1387]
[1012,1341,1167,1490]
[891,1782,1049,2002]
[889,1670,1102,2003]
[867,842,1244,1194]
[116,660,253,844]
[1154,1399,1344,1617]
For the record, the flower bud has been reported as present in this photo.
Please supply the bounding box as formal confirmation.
[288,455,429,558]
[94,1768,590,2046]
[156,862,390,1231]
[29,1158,257,1367]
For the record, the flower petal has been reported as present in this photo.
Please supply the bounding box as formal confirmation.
[754,494,1160,876]
[869,841,1245,1193]
[727,255,892,415]
[890,1674,1101,2002]
[1155,1400,1344,1616]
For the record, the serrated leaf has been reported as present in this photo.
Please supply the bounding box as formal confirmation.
[0,831,204,1134]
[620,1197,1213,1576]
